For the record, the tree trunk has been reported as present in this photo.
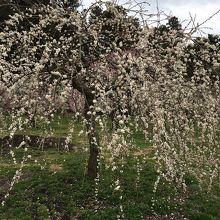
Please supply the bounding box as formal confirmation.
[71,75,100,179]
[84,97,100,180]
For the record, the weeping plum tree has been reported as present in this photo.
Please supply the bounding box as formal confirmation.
[0,0,219,191]
[0,0,141,179]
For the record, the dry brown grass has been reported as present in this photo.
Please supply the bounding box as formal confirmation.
[49,164,63,172]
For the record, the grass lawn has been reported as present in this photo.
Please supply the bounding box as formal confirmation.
[0,115,219,219]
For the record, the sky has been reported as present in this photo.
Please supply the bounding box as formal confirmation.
[81,0,220,35]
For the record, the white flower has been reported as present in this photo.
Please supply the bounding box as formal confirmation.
[119,120,124,125]
[114,185,120,191]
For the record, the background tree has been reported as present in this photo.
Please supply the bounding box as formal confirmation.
[185,34,220,82]
[0,0,79,25]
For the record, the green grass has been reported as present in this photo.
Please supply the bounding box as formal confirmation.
[0,149,170,219]
[0,115,220,219]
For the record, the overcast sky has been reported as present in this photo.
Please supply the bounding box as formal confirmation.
[81,0,220,35]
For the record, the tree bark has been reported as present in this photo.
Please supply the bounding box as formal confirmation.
[71,75,100,179]
[84,97,100,180]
